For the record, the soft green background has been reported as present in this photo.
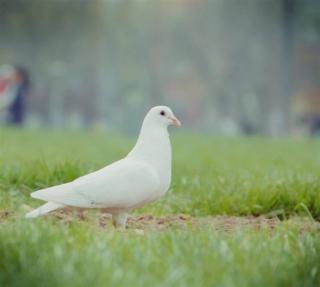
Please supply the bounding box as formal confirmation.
[0,129,319,286]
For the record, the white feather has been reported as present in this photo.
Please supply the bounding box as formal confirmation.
[25,106,180,227]
[31,159,159,209]
[25,202,64,218]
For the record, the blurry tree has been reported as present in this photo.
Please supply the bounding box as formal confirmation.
[0,0,319,135]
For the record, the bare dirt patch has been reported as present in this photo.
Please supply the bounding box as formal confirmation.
[98,214,320,233]
[9,207,320,233]
[0,210,11,220]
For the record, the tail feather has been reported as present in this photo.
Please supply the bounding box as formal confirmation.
[25,202,64,218]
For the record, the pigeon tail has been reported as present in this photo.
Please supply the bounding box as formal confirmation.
[25,202,64,218]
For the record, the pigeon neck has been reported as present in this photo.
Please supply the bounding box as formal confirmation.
[128,118,172,192]
[127,119,170,160]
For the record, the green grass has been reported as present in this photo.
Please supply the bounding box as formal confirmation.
[1,128,320,218]
[1,220,320,287]
[0,128,320,286]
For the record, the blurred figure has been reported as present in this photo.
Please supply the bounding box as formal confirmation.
[8,66,30,125]
[0,65,30,125]
[0,65,16,111]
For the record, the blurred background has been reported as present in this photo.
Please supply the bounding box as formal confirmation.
[0,0,320,136]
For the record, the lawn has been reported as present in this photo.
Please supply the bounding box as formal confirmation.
[0,128,320,286]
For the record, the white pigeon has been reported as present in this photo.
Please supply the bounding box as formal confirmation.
[25,106,181,229]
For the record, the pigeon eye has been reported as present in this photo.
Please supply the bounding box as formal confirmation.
[160,111,166,116]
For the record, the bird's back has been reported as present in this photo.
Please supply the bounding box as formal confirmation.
[31,158,160,209]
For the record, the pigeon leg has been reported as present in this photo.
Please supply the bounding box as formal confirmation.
[112,212,128,229]
[77,209,86,220]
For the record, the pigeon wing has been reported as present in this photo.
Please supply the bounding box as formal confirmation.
[31,158,160,209]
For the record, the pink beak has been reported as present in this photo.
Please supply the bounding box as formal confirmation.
[169,116,181,127]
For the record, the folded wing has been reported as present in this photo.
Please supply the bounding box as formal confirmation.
[31,158,159,209]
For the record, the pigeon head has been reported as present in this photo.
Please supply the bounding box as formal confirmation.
[145,106,181,127]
